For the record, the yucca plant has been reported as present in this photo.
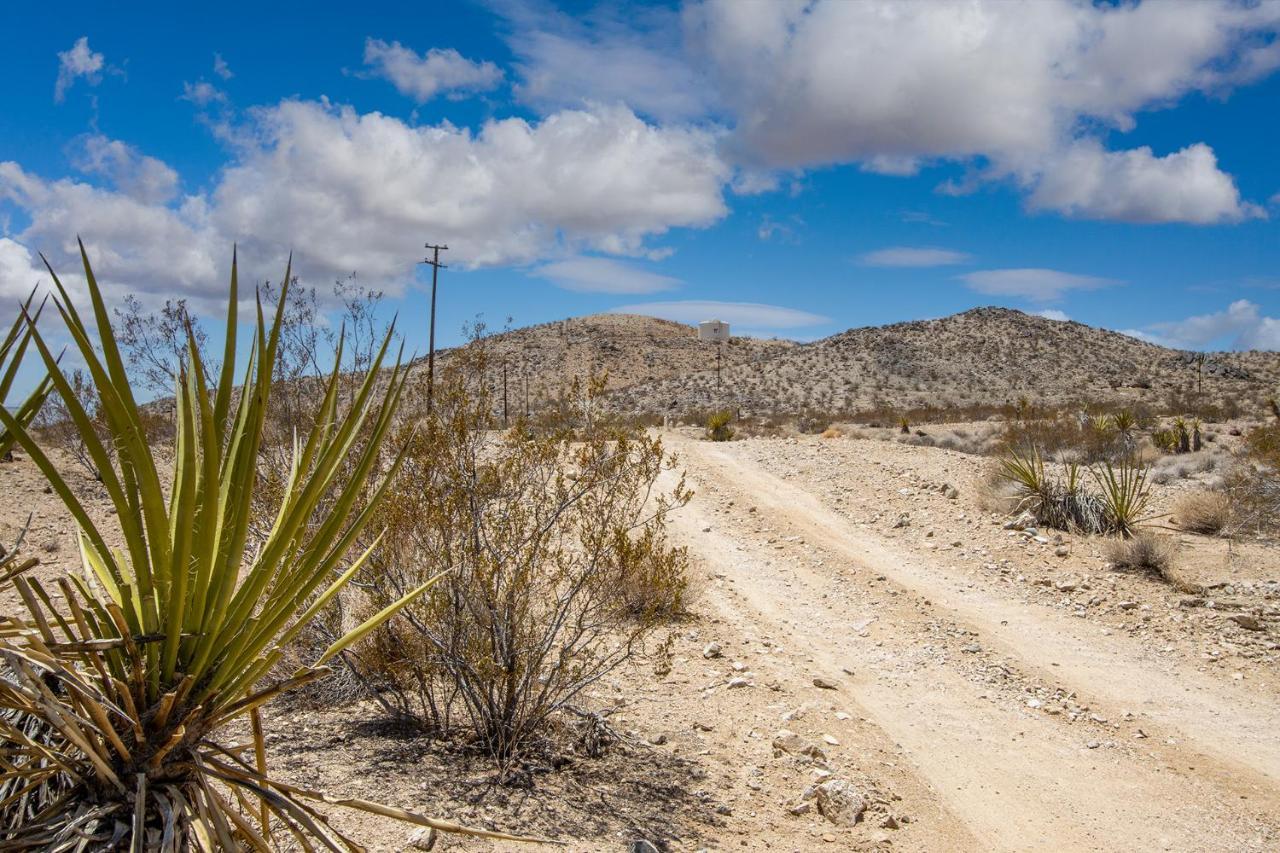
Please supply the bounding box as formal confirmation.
[1110,409,1137,436]
[998,443,1047,500]
[1091,454,1152,538]
[0,289,54,458]
[0,243,532,850]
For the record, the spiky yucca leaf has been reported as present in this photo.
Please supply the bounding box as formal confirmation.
[1092,455,1152,538]
[0,289,54,458]
[0,244,538,850]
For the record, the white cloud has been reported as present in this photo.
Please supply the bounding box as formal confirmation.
[71,135,179,205]
[610,299,828,328]
[533,256,680,294]
[1034,309,1070,322]
[0,161,219,308]
[690,0,1280,169]
[0,100,728,308]
[859,246,970,267]
[213,53,233,80]
[1023,140,1262,224]
[0,238,49,301]
[1144,299,1280,350]
[54,36,105,103]
[958,268,1117,302]
[658,0,1277,222]
[504,4,713,122]
[181,81,228,107]
[362,38,503,102]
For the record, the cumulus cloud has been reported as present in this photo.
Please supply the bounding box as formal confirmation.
[610,299,828,328]
[0,238,50,301]
[958,268,1117,302]
[0,100,728,308]
[1023,140,1262,224]
[362,39,503,102]
[532,256,679,294]
[859,246,970,267]
[1142,299,1280,350]
[71,135,179,205]
[689,0,1280,167]
[1034,309,1071,322]
[54,36,105,103]
[688,1,1280,221]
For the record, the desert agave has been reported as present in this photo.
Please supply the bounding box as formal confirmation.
[0,243,533,850]
[0,288,53,457]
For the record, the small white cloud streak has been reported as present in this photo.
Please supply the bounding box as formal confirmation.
[958,268,1117,302]
[859,246,971,267]
[533,256,680,294]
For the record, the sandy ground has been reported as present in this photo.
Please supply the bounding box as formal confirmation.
[2,433,1277,852]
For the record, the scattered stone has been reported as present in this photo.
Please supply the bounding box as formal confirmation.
[1086,740,1101,749]
[630,841,660,853]
[1054,546,1070,558]
[822,734,840,746]
[1229,614,1264,631]
[408,827,438,850]
[813,677,839,690]
[812,779,866,827]
[648,733,668,745]
[892,514,911,529]
[703,642,723,659]
[728,677,750,689]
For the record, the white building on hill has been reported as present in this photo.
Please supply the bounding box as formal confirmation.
[698,319,730,342]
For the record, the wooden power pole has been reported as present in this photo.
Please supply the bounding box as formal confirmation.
[420,243,448,414]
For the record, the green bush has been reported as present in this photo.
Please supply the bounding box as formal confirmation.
[706,409,735,441]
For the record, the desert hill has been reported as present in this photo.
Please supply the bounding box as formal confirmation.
[427,313,795,409]
[602,307,1280,417]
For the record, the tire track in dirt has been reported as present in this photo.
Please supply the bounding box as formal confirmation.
[664,435,1280,852]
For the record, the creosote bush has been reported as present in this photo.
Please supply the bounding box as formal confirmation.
[352,343,691,768]
[0,245,523,849]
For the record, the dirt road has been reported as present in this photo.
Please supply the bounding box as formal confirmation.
[661,433,1279,852]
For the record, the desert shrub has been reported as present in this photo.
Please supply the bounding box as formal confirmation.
[706,409,735,441]
[1223,420,1280,536]
[996,444,1150,536]
[0,247,503,848]
[1106,532,1177,580]
[1173,491,1230,534]
[820,425,844,439]
[354,345,691,766]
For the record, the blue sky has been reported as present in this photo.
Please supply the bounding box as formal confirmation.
[1,0,1279,381]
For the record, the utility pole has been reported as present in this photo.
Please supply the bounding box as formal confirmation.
[420,243,448,414]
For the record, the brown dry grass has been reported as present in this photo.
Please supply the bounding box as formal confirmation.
[1173,492,1231,535]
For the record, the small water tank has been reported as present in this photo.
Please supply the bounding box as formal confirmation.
[698,319,730,342]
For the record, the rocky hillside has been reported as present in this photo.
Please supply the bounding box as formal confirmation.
[426,313,795,409]
[603,308,1280,417]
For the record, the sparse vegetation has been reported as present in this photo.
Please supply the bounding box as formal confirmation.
[352,344,692,767]
[0,247,510,849]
